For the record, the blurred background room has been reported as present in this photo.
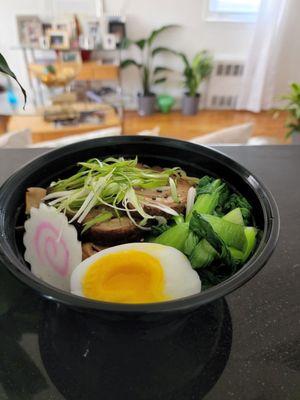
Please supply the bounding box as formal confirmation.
[0,0,300,148]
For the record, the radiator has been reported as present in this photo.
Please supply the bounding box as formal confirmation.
[205,57,245,109]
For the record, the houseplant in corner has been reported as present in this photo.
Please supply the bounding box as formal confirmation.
[120,25,179,116]
[281,82,300,144]
[176,50,213,115]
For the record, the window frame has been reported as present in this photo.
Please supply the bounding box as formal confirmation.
[204,0,260,23]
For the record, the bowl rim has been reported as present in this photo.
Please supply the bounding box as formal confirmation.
[0,136,280,314]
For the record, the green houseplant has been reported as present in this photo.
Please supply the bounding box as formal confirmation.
[281,82,300,143]
[0,52,26,107]
[176,50,213,115]
[120,25,179,116]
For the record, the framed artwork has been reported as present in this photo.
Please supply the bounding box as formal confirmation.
[79,16,101,49]
[47,29,70,50]
[108,19,126,47]
[61,51,81,63]
[102,33,117,50]
[16,15,43,47]
[53,17,75,38]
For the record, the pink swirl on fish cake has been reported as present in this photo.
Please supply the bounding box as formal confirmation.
[34,221,69,277]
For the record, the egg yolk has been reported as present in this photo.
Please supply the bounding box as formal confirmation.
[82,250,167,304]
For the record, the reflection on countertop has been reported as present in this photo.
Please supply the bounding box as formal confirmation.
[38,300,232,400]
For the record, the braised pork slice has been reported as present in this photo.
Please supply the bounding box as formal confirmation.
[25,187,47,214]
[82,242,107,260]
[83,209,142,245]
[136,179,192,217]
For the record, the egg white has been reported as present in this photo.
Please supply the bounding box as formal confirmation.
[70,242,201,302]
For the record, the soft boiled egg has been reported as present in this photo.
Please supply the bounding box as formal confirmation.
[70,243,201,304]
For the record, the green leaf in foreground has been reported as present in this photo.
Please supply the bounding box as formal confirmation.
[0,52,26,108]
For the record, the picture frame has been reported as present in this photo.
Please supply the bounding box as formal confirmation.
[108,19,126,47]
[16,15,43,47]
[102,33,117,50]
[61,51,81,63]
[53,17,75,38]
[47,29,70,50]
[79,15,101,49]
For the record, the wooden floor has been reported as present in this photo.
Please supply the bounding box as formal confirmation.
[123,110,288,143]
[2,109,289,143]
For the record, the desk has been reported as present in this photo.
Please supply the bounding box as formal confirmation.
[8,104,121,143]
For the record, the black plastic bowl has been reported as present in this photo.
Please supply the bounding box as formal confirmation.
[0,136,279,316]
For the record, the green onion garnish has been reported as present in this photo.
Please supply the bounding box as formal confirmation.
[43,157,197,230]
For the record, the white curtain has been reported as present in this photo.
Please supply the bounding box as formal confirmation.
[237,0,289,112]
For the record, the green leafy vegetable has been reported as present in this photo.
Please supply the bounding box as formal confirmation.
[183,232,199,256]
[152,222,189,252]
[189,212,232,266]
[190,239,217,269]
[223,208,244,225]
[151,223,170,237]
[186,177,225,221]
[200,214,247,251]
[229,227,257,263]
[242,226,257,262]
[222,193,252,225]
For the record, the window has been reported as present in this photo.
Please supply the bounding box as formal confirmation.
[206,0,261,22]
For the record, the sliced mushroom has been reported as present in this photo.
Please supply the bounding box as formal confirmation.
[25,187,47,214]
[82,242,107,260]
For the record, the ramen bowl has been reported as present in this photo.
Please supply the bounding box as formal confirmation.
[0,136,279,319]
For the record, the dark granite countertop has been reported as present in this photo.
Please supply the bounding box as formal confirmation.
[0,145,299,400]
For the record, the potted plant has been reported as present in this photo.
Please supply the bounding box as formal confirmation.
[281,82,300,144]
[175,50,213,115]
[120,25,179,116]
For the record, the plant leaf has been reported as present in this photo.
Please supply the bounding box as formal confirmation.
[152,46,178,57]
[153,77,167,85]
[148,24,180,46]
[0,52,26,108]
[120,59,142,69]
[177,52,190,68]
[143,66,151,94]
[153,66,173,75]
[135,39,146,50]
[119,37,132,49]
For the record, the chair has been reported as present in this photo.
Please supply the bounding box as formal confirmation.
[0,129,32,148]
[189,123,253,145]
[27,126,121,148]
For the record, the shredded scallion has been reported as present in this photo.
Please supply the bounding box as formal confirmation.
[46,157,197,230]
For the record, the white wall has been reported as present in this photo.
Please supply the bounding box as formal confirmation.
[1,0,299,109]
[0,0,48,102]
[105,0,256,105]
[0,0,255,109]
